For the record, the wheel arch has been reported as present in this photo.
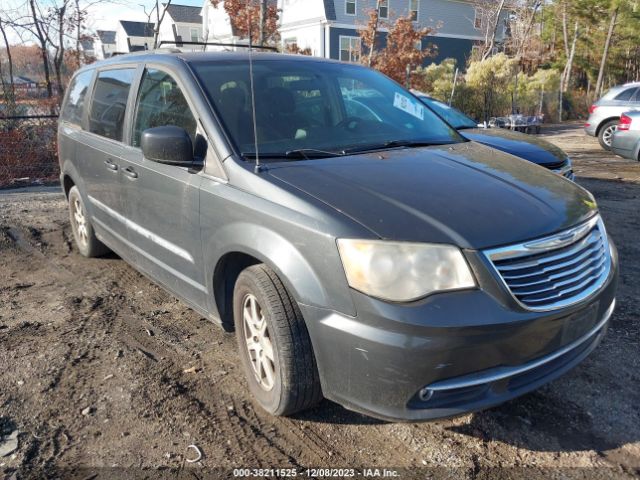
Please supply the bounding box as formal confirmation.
[596,117,620,136]
[206,224,330,331]
[60,160,84,200]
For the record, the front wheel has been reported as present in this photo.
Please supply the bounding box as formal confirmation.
[68,186,110,258]
[233,264,322,416]
[598,120,618,150]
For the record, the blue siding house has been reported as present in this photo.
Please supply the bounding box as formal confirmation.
[277,0,507,69]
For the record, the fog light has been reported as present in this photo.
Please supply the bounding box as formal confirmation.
[418,387,433,402]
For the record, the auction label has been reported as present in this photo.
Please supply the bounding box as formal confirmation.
[233,468,400,478]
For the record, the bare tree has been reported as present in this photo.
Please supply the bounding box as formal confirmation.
[560,20,579,92]
[470,0,507,60]
[144,0,172,49]
[28,0,53,98]
[0,15,16,105]
[595,5,619,98]
[47,0,71,97]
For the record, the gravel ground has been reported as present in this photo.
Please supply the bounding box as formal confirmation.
[0,124,638,479]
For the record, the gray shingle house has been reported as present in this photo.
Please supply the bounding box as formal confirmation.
[116,21,155,53]
[95,30,117,59]
[276,0,507,68]
[158,3,204,48]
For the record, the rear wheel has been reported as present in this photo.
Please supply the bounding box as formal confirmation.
[598,120,618,150]
[68,186,109,257]
[233,264,322,416]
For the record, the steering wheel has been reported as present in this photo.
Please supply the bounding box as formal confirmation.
[337,116,363,131]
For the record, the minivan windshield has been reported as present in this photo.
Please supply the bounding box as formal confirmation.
[191,59,464,159]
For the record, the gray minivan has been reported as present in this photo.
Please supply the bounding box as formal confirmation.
[58,50,618,421]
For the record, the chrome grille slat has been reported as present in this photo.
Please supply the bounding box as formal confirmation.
[511,260,606,297]
[500,244,605,281]
[521,275,602,304]
[495,233,599,272]
[484,216,611,311]
[508,255,606,289]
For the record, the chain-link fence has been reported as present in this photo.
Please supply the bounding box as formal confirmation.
[0,115,59,189]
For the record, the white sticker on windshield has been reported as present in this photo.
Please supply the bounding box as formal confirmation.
[393,92,425,120]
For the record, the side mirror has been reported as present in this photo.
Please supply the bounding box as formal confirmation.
[141,126,193,166]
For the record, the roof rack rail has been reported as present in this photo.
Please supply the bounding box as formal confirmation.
[157,41,278,52]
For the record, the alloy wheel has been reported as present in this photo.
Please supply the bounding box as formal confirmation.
[72,197,88,247]
[602,125,617,146]
[242,293,276,391]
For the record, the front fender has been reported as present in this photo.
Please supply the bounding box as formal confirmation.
[203,222,354,317]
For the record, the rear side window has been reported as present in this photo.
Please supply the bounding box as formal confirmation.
[132,68,197,147]
[615,87,638,101]
[89,68,135,141]
[61,70,93,126]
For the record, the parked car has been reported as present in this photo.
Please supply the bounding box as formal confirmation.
[611,112,640,161]
[58,51,618,421]
[585,82,640,150]
[489,114,543,134]
[414,93,574,180]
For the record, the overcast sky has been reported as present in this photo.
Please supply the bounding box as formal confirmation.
[2,0,204,43]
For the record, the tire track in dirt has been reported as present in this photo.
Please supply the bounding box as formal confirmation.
[4,220,344,468]
[7,219,431,470]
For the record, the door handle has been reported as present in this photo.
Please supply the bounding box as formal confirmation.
[104,159,118,171]
[122,166,138,179]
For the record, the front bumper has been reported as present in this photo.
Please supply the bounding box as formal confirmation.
[301,244,618,422]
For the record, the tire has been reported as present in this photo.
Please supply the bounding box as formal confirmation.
[233,264,322,416]
[598,120,618,150]
[68,186,110,258]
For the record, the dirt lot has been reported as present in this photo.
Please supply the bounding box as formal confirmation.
[1,125,639,479]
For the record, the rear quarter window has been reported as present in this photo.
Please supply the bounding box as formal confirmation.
[60,70,94,126]
[615,88,638,102]
[88,68,136,141]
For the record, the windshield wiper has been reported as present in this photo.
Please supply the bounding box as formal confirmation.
[284,148,346,159]
[344,140,453,154]
[242,148,345,160]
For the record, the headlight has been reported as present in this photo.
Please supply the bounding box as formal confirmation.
[337,239,476,302]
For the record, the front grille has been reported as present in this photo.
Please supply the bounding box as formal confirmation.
[484,216,611,311]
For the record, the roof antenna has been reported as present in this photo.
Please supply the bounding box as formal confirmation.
[248,10,261,173]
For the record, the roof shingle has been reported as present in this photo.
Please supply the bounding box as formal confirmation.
[163,3,202,24]
[119,20,155,38]
[97,30,116,44]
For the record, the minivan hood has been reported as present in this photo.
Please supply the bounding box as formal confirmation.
[459,128,568,165]
[266,142,596,249]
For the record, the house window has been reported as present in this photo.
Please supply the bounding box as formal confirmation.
[346,0,356,15]
[474,8,482,30]
[378,0,388,19]
[339,36,361,62]
[190,28,199,42]
[410,0,418,21]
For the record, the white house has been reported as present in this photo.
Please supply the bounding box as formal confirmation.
[95,30,117,59]
[158,3,204,49]
[201,0,238,46]
[79,38,96,60]
[115,20,155,53]
[200,0,278,48]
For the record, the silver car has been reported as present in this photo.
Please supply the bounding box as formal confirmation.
[611,112,640,161]
[585,82,640,150]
